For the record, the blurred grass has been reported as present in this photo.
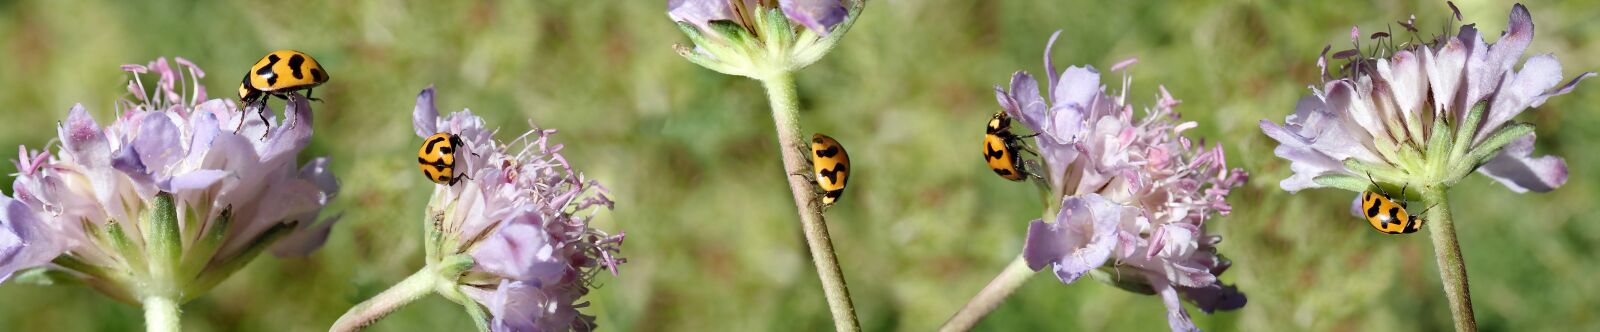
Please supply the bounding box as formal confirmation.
[1,0,1597,330]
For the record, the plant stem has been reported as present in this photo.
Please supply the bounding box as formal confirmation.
[940,254,1033,332]
[1421,186,1475,332]
[330,268,441,332]
[143,295,181,332]
[760,71,860,332]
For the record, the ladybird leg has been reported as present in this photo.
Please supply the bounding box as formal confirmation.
[1365,171,1385,195]
[1398,182,1410,208]
[1412,203,1440,219]
[305,89,323,102]
[1017,133,1040,139]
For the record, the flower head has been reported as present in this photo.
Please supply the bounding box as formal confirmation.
[1001,32,1248,330]
[1260,4,1592,197]
[0,57,338,303]
[669,0,862,78]
[413,86,623,331]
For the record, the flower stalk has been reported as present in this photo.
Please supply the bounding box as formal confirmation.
[143,294,182,332]
[940,254,1033,331]
[1421,186,1474,331]
[329,266,442,332]
[761,71,860,332]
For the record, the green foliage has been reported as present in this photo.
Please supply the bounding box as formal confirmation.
[0,0,1597,331]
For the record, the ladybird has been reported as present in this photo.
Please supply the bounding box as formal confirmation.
[809,133,851,208]
[983,111,1034,181]
[1360,174,1432,234]
[418,132,469,185]
[238,50,329,120]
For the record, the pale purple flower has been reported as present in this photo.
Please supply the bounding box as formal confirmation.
[667,0,847,36]
[1260,4,1591,195]
[0,58,338,302]
[1005,31,1248,331]
[669,0,860,78]
[414,86,623,332]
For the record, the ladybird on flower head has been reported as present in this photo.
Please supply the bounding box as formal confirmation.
[1260,3,1592,198]
[993,31,1249,331]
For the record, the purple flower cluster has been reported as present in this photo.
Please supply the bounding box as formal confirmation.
[1000,32,1248,331]
[0,58,338,300]
[413,87,624,331]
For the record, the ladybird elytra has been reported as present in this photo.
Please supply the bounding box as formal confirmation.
[983,111,1031,181]
[809,133,850,208]
[418,132,468,185]
[1359,174,1429,234]
[238,50,329,106]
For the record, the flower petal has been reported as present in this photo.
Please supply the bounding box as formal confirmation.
[473,220,566,282]
[667,0,738,28]
[59,104,109,167]
[134,111,184,173]
[1023,194,1121,284]
[0,196,63,282]
[781,0,847,36]
[413,86,439,138]
[1153,278,1200,332]
[1477,134,1566,193]
[1477,54,1563,143]
[1003,71,1048,133]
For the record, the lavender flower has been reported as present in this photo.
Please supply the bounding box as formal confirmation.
[0,57,338,308]
[1260,4,1591,196]
[412,86,622,331]
[1002,32,1248,331]
[669,0,861,78]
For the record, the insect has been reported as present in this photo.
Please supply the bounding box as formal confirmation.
[983,111,1035,181]
[417,133,471,185]
[1360,173,1434,234]
[237,50,329,127]
[809,133,851,209]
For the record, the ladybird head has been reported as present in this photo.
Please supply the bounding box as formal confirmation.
[987,111,1011,134]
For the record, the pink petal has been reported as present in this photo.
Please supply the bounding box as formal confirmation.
[413,86,439,137]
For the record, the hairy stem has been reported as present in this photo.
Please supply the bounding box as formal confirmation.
[1421,186,1475,331]
[941,254,1034,332]
[761,71,860,332]
[143,295,181,332]
[330,268,441,332]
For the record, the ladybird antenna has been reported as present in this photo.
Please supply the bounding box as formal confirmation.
[1414,203,1441,218]
[1365,171,1381,192]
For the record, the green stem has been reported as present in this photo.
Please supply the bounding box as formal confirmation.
[940,254,1034,332]
[330,268,441,332]
[143,295,181,332]
[1421,186,1476,332]
[760,71,860,332]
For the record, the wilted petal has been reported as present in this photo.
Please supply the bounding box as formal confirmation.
[1477,134,1566,193]
[781,0,847,35]
[1180,282,1247,314]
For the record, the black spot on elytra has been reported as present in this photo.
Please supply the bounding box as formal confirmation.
[257,54,281,86]
[823,190,843,203]
[288,54,306,80]
[992,168,1014,176]
[815,145,840,158]
[986,140,1007,160]
[1387,207,1400,227]
[439,146,454,154]
[310,68,325,82]
[1365,197,1381,218]
[818,164,847,186]
[436,174,450,182]
[424,136,448,154]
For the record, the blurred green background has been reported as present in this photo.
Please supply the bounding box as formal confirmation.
[2,0,1597,330]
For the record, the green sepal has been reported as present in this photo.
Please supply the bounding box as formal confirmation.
[1448,102,1488,163]
[144,193,182,284]
[1453,122,1535,179]
[105,221,148,278]
[10,268,81,286]
[1424,114,1454,171]
[1088,267,1156,295]
[179,207,233,283]
[707,20,754,46]
[1314,174,1371,193]
[183,222,294,302]
[760,7,796,57]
